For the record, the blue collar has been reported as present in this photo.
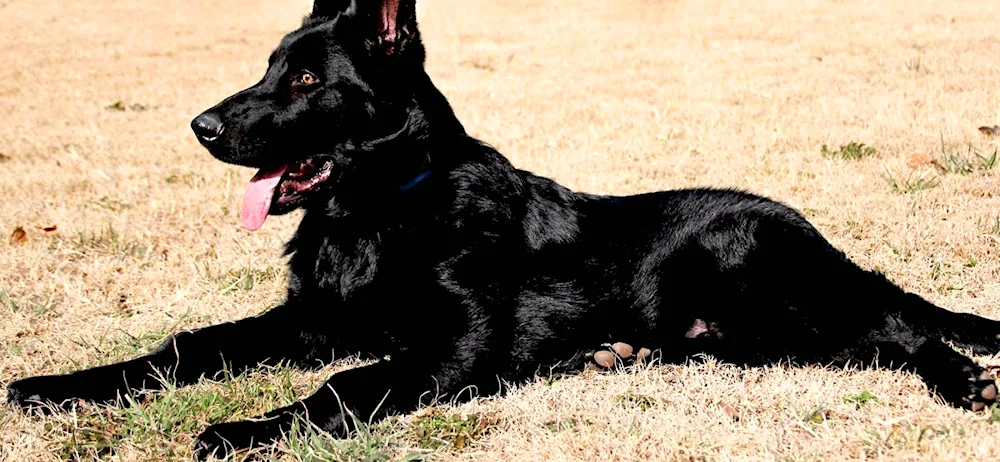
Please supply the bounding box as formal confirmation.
[394,169,431,195]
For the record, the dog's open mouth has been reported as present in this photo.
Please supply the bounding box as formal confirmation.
[241,158,335,231]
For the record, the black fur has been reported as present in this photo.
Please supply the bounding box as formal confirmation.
[8,1,1000,459]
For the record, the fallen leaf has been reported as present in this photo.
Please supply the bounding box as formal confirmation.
[37,224,58,233]
[907,152,933,168]
[9,226,27,245]
[979,125,1000,136]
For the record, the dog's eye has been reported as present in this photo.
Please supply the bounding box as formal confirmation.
[292,72,320,87]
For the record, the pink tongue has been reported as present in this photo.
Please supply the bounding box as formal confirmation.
[241,165,287,231]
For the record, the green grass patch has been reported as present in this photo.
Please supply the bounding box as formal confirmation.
[883,168,940,193]
[164,172,203,187]
[822,142,877,160]
[72,329,172,368]
[43,364,308,460]
[616,392,658,411]
[934,136,997,175]
[0,290,60,317]
[216,266,283,294]
[804,407,831,427]
[60,224,156,261]
[989,404,1000,424]
[282,415,427,462]
[844,390,882,409]
[409,408,501,451]
[105,101,154,112]
[69,311,196,368]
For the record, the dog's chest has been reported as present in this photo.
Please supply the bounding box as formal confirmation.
[289,233,439,309]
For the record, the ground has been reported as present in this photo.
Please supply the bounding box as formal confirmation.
[2,0,1000,460]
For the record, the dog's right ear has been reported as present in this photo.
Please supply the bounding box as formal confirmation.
[311,0,357,20]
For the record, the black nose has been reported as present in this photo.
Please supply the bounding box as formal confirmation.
[191,113,224,141]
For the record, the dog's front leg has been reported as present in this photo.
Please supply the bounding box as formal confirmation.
[7,304,325,412]
[192,354,488,460]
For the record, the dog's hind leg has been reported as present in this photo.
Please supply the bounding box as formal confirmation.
[6,304,326,412]
[697,211,1000,410]
[780,251,1000,410]
[840,269,1000,410]
[896,293,1000,355]
[833,310,999,411]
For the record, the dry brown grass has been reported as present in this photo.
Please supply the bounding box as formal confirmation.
[2,0,1000,460]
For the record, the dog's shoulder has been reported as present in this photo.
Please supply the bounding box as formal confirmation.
[435,137,588,250]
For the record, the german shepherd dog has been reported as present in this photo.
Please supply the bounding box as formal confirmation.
[8,0,1000,459]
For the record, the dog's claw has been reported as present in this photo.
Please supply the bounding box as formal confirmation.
[590,342,656,370]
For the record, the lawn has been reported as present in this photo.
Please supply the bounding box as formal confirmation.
[2,0,1000,460]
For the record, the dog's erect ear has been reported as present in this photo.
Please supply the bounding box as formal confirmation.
[356,0,418,55]
[311,0,420,57]
[311,0,357,20]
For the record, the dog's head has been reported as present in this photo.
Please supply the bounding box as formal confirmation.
[191,0,426,231]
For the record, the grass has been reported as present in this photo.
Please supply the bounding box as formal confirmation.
[822,142,878,160]
[106,101,154,112]
[844,390,883,408]
[978,216,1000,237]
[616,392,658,411]
[61,224,156,261]
[282,415,427,462]
[215,266,284,294]
[0,291,60,318]
[933,136,998,175]
[883,168,941,193]
[409,408,501,451]
[37,363,314,460]
[2,0,1000,460]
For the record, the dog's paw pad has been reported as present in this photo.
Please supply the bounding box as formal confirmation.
[636,347,652,364]
[611,342,633,359]
[593,351,616,368]
[981,383,997,402]
[591,343,656,369]
[971,400,987,413]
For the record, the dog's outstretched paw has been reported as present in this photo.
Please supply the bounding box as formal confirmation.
[966,371,998,413]
[6,375,80,414]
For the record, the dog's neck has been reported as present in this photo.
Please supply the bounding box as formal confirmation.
[397,68,466,141]
[301,69,464,222]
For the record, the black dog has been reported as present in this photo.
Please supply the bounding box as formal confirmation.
[8,0,1000,459]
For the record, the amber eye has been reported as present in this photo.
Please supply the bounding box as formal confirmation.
[293,72,319,87]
